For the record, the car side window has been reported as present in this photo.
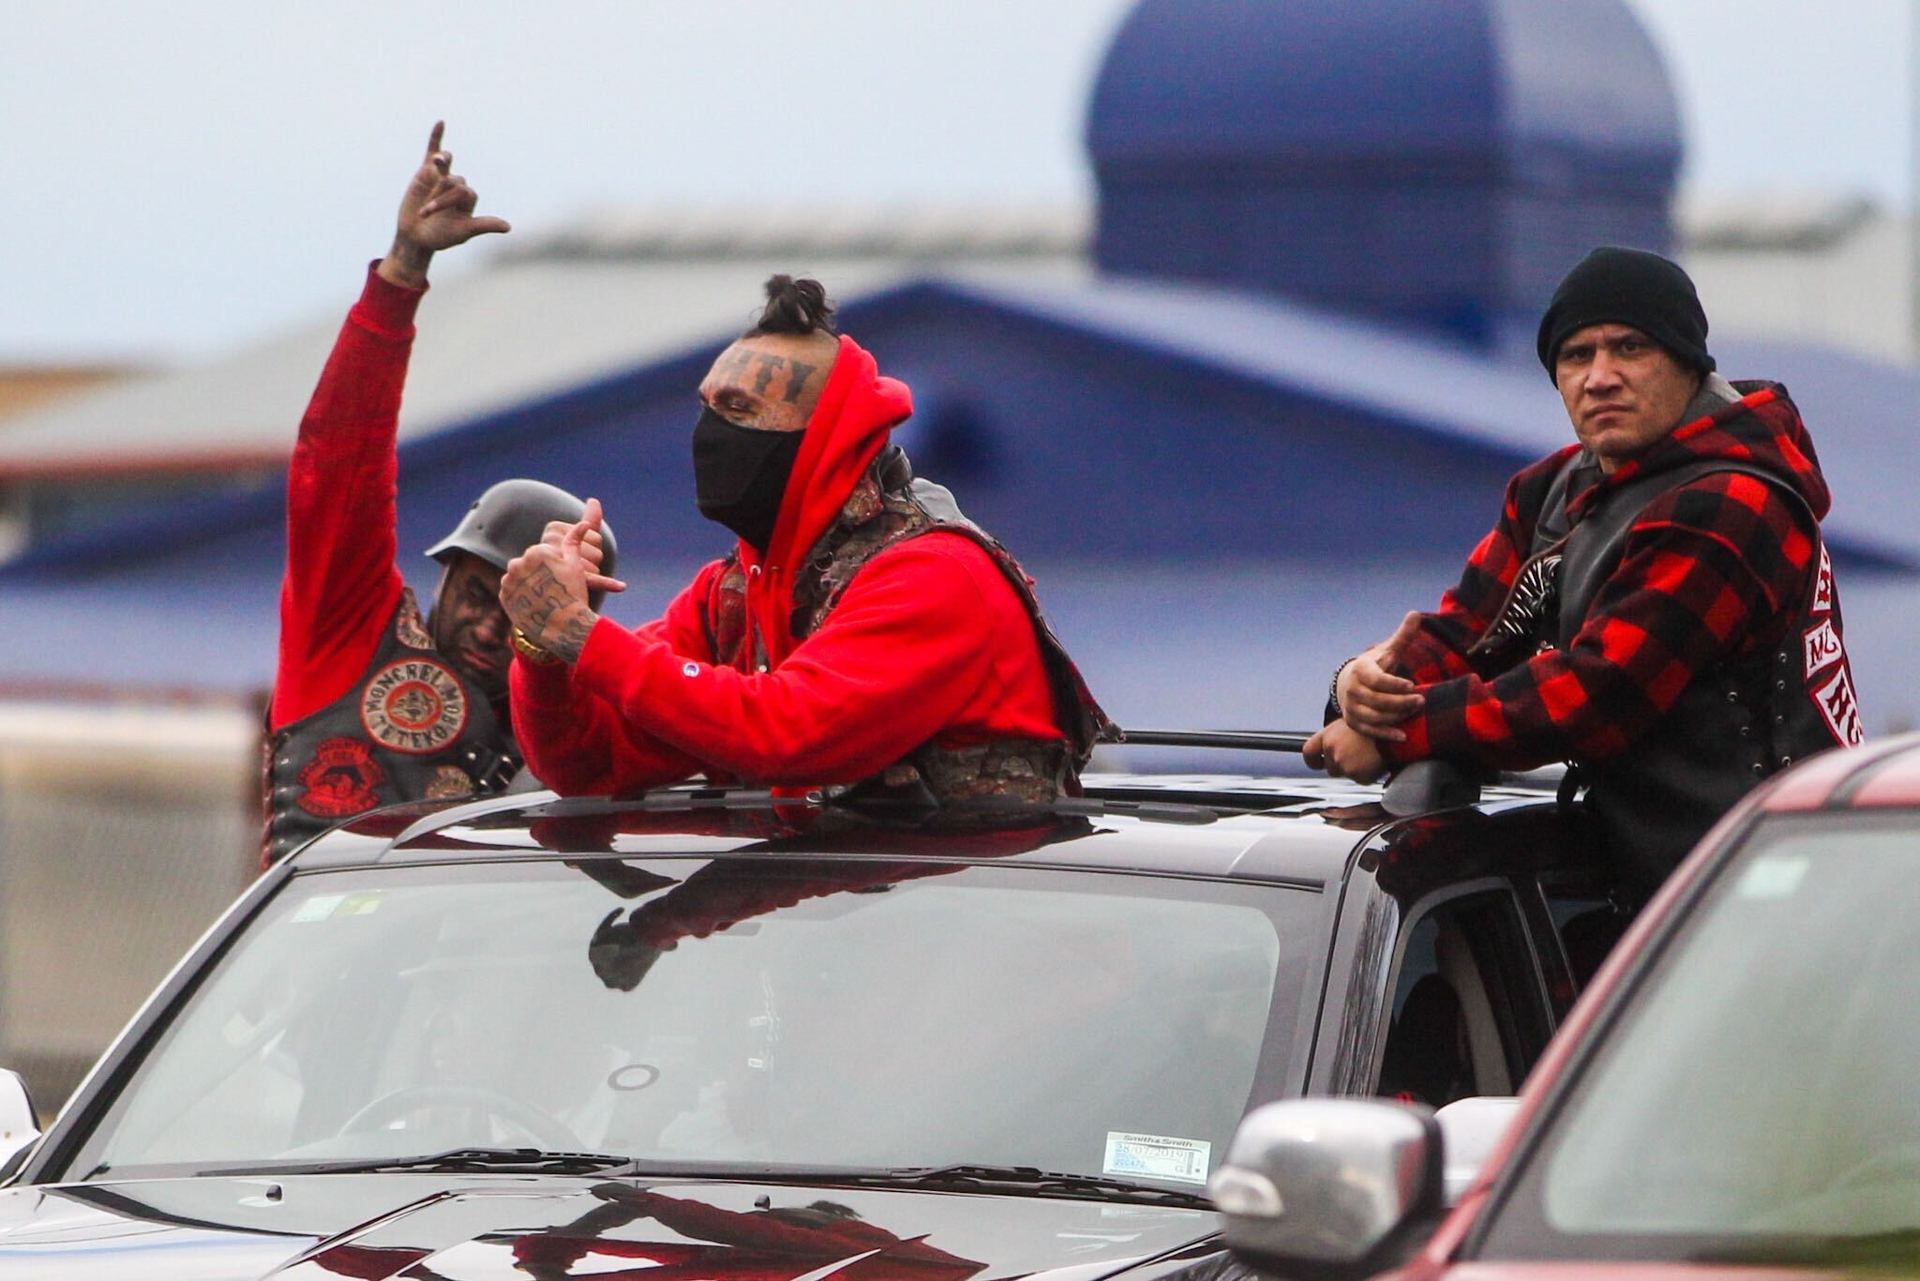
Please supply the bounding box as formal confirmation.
[1377,888,1550,1107]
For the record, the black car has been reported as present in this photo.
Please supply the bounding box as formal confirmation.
[0,737,1628,1279]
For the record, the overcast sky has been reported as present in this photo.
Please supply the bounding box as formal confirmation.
[1,0,1911,360]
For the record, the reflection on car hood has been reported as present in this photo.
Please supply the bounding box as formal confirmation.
[0,1173,1217,1280]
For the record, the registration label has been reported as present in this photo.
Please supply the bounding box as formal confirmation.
[1103,1131,1211,1185]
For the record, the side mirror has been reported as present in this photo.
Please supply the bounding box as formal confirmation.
[1210,1099,1441,1281]
[0,1070,40,1178]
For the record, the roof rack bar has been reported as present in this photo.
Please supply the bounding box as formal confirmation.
[1116,729,1313,753]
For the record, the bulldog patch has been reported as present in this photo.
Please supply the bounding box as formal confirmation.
[360,658,468,755]
[296,737,386,818]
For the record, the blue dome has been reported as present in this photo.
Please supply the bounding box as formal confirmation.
[1086,0,1683,344]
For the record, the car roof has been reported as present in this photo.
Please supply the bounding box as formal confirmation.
[1761,731,1920,813]
[292,766,1565,892]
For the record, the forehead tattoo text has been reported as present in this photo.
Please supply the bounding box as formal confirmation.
[722,349,818,404]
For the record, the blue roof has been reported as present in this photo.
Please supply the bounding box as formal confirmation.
[1,272,1914,735]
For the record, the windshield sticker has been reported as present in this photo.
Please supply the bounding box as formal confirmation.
[1103,1131,1211,1185]
[1736,854,1810,900]
[288,891,383,924]
[290,893,345,923]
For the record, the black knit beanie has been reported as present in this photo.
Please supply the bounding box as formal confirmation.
[1536,247,1715,379]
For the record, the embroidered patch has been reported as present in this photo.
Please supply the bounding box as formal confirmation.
[360,658,469,755]
[1810,543,1834,615]
[1802,617,1844,678]
[1478,551,1562,654]
[1810,664,1864,747]
[394,592,435,649]
[296,737,387,818]
[425,764,475,801]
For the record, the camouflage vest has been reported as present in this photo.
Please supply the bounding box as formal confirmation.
[262,589,521,864]
[702,447,1115,805]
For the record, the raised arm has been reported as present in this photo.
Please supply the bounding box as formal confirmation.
[270,124,510,729]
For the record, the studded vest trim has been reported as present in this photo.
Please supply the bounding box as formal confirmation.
[701,447,1115,804]
[262,590,521,864]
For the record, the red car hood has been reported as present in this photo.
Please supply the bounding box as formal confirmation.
[0,1173,1216,1281]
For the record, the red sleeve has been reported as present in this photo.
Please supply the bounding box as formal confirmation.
[1384,474,1816,770]
[508,564,724,794]
[565,537,1009,788]
[269,266,424,729]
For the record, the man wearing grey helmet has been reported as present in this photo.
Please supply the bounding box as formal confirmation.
[263,123,617,866]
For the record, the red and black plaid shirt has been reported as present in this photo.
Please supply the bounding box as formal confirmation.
[1382,384,1831,771]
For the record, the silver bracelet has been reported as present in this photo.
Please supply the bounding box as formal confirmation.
[1329,657,1357,717]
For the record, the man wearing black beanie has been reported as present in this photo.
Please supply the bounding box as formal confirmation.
[1305,246,1861,894]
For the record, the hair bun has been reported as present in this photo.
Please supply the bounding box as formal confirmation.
[749,274,837,337]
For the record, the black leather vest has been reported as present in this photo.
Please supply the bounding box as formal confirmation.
[262,590,521,864]
[704,447,1116,805]
[1486,454,1860,889]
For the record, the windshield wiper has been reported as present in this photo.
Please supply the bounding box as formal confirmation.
[196,1146,640,1178]
[834,1163,1214,1209]
[190,1153,1213,1205]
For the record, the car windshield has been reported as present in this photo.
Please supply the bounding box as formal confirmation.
[62,849,1319,1190]
[1480,814,1920,1265]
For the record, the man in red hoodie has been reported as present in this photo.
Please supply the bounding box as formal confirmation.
[500,276,1110,805]
[1304,247,1860,889]
[264,124,615,865]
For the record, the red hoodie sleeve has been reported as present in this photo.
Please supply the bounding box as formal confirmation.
[269,266,423,730]
[1383,472,1817,770]
[562,534,1014,788]
[508,564,724,794]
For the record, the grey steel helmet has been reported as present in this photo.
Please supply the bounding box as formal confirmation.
[427,479,618,601]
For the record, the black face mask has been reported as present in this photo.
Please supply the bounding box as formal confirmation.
[692,407,805,554]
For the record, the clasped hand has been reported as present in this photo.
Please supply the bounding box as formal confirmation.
[499,498,626,664]
[1301,611,1428,784]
